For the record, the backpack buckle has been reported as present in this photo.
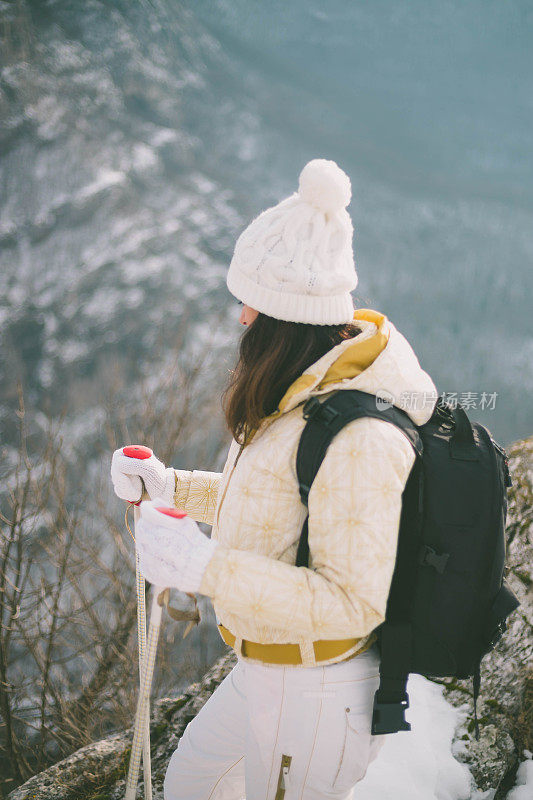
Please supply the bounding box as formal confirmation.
[418,544,449,573]
[371,696,411,735]
[302,396,340,426]
[299,483,311,505]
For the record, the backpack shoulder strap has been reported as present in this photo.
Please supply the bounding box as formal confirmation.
[295,389,422,568]
[295,388,427,735]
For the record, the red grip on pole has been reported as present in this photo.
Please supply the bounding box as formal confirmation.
[122,445,153,460]
[155,507,188,519]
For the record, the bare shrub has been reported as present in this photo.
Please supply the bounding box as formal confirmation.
[0,306,234,795]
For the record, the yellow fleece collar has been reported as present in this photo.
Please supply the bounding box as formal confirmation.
[276,308,388,410]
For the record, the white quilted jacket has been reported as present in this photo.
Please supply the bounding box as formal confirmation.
[173,308,439,667]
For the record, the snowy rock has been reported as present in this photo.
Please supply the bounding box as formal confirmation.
[7,651,238,800]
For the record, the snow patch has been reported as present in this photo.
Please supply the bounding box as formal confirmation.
[356,674,473,800]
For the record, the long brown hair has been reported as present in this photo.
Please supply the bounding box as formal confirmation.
[222,310,363,445]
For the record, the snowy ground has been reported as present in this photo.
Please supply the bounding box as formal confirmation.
[351,673,532,800]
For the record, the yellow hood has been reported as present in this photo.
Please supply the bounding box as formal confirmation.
[278,308,389,407]
[247,307,438,444]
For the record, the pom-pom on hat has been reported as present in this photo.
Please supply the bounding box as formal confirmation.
[226,157,358,325]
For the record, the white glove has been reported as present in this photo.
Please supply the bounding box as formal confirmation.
[110,446,175,505]
[135,498,219,594]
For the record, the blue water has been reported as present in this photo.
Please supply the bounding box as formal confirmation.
[0,0,531,447]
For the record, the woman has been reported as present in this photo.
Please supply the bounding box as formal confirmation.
[111,158,438,799]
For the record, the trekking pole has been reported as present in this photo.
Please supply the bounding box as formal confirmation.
[125,552,164,800]
[122,445,161,800]
[121,446,201,800]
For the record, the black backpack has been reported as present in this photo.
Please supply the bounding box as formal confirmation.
[295,389,520,741]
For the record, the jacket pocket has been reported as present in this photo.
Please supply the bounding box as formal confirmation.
[274,753,292,800]
[332,707,384,791]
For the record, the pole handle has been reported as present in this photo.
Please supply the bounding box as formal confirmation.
[121,445,152,507]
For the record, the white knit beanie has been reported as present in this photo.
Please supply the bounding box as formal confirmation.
[226,158,358,325]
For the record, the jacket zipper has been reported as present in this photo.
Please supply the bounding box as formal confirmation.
[274,754,292,800]
[215,440,246,530]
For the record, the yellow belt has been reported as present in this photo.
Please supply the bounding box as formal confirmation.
[218,623,377,666]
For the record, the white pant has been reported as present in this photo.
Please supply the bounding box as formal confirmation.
[164,642,387,800]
